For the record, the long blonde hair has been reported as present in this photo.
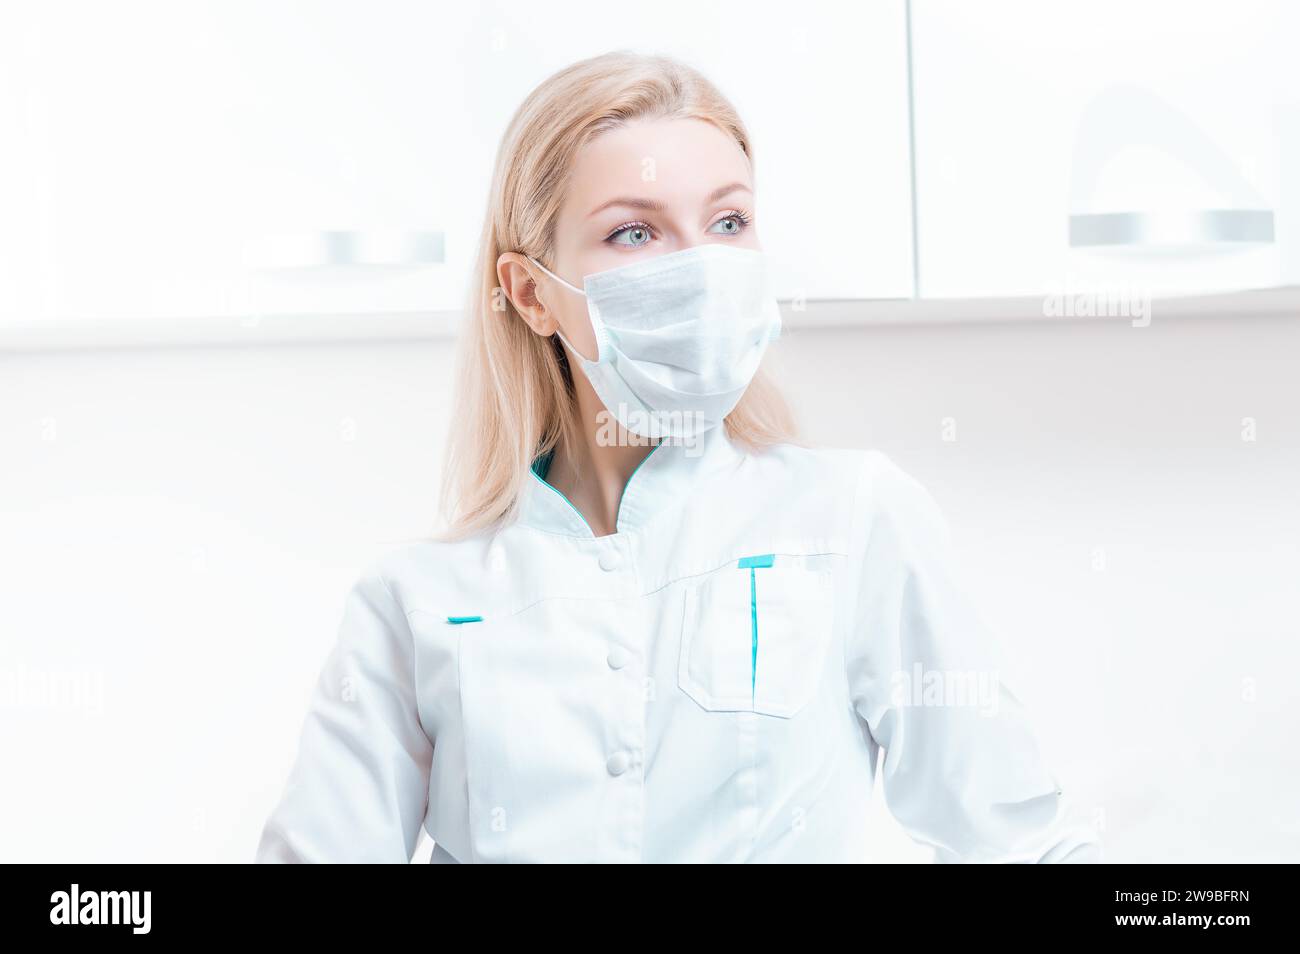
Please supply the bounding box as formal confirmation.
[439,50,798,539]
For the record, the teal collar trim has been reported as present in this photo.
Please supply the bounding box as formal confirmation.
[516,426,745,538]
[523,443,659,538]
[530,448,555,481]
[527,464,596,536]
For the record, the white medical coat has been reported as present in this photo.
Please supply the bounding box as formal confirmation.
[255,425,1101,863]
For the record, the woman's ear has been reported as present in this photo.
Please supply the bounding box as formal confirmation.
[496,252,558,337]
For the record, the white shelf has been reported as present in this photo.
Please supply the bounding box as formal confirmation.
[779,284,1300,328]
[3,285,1296,353]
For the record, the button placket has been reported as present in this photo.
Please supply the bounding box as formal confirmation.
[595,532,643,861]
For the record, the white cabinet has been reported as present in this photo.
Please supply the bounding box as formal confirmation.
[559,0,913,303]
[0,0,913,340]
[451,0,916,301]
[0,2,500,327]
[5,0,1297,345]
[911,0,1293,299]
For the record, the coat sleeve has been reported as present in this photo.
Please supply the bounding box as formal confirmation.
[255,563,434,863]
[845,452,1101,863]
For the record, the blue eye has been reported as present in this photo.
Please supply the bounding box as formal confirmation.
[708,209,753,236]
[606,223,653,247]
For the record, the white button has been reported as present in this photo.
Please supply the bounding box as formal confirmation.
[597,550,622,571]
[606,646,630,670]
[606,751,630,776]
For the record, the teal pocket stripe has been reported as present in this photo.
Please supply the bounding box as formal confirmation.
[446,615,483,625]
[738,554,774,702]
[749,567,758,702]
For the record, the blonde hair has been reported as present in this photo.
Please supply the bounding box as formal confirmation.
[438,50,798,540]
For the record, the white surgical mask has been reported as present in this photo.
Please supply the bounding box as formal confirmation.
[527,243,782,441]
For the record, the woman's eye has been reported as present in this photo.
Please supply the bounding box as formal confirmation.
[607,224,652,247]
[708,213,750,236]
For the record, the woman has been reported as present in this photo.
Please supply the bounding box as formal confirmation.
[255,51,1100,863]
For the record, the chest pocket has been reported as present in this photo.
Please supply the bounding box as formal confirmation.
[677,556,836,718]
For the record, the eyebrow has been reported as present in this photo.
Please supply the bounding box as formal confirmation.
[586,182,752,218]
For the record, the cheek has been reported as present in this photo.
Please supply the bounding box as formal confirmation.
[555,302,599,362]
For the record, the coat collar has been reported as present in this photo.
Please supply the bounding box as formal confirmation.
[516,424,746,538]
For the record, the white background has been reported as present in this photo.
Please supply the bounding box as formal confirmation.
[2,0,1298,862]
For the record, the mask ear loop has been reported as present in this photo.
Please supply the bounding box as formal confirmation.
[527,255,585,296]
[526,255,609,365]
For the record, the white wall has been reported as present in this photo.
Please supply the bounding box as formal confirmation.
[2,311,1297,861]
[782,312,1300,863]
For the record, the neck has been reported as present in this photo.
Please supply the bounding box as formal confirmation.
[546,379,658,537]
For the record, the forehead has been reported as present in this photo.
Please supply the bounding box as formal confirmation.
[561,117,752,214]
